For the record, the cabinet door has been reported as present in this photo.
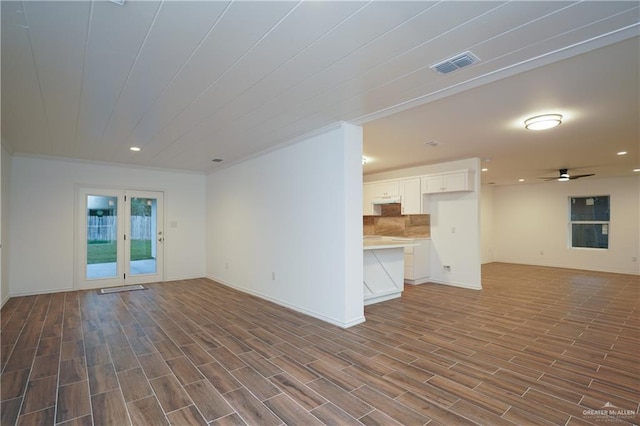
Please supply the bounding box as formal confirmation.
[404,251,415,279]
[413,240,430,279]
[422,171,471,193]
[372,180,400,197]
[422,175,444,194]
[443,172,469,192]
[362,183,377,216]
[400,178,421,214]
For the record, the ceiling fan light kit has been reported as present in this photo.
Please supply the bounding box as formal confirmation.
[525,114,562,130]
[540,168,595,182]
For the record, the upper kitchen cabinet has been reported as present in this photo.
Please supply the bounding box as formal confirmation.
[400,178,421,215]
[370,180,400,198]
[421,170,473,194]
[363,180,400,216]
[363,183,377,216]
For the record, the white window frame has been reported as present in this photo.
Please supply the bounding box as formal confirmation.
[568,195,610,250]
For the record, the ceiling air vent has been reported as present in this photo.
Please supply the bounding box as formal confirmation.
[431,51,480,74]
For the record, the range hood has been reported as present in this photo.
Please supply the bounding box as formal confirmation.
[371,195,401,205]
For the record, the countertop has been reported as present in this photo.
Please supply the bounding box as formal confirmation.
[363,237,418,250]
[364,235,430,240]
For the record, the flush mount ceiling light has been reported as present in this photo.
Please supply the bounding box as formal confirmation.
[524,114,562,130]
[129,146,141,152]
[617,151,627,155]
[362,156,368,165]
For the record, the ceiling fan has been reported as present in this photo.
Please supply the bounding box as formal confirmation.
[539,168,595,181]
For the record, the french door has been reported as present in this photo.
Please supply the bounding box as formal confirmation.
[76,188,164,290]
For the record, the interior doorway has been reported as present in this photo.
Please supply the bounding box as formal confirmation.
[76,188,164,289]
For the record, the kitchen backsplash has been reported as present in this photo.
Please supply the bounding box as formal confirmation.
[363,205,430,238]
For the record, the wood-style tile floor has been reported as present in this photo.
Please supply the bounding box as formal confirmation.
[1,263,639,425]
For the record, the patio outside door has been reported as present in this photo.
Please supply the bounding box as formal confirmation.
[77,188,164,290]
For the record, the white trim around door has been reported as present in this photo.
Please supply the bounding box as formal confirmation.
[75,187,164,290]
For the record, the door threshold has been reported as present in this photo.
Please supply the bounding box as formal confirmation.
[99,284,146,294]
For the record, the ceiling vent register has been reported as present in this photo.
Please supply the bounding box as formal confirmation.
[431,51,480,74]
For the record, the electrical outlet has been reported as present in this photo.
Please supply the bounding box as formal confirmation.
[444,265,451,272]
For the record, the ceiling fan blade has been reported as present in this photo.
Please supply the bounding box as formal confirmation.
[569,173,595,179]
[538,176,559,180]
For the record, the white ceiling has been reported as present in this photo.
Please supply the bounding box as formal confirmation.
[2,1,639,185]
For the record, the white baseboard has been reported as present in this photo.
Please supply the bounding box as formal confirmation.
[206,275,366,329]
[405,277,430,285]
[427,279,482,290]
[1,294,10,308]
[7,275,207,299]
[364,292,401,306]
[164,274,207,282]
[492,260,640,276]
[10,286,75,298]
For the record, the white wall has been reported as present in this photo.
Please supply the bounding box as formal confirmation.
[206,123,364,328]
[1,146,9,306]
[8,156,206,296]
[481,184,495,264]
[365,158,482,290]
[492,176,640,275]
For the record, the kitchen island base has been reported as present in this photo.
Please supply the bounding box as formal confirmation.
[363,242,411,306]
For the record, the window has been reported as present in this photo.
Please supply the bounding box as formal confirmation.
[569,196,610,249]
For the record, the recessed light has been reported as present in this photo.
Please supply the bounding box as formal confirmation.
[518,178,525,182]
[633,168,640,173]
[130,146,141,152]
[617,151,627,156]
[524,114,562,130]
[481,168,488,172]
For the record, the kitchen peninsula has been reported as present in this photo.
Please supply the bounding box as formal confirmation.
[363,237,416,305]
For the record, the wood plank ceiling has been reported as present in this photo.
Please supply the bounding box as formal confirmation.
[1,1,639,182]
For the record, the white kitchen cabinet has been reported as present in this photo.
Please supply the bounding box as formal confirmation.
[400,178,421,215]
[421,170,472,194]
[363,180,400,216]
[362,183,377,216]
[370,180,400,197]
[404,239,430,285]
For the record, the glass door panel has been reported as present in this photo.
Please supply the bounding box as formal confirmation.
[77,188,124,290]
[86,195,118,279]
[128,196,157,276]
[125,190,164,285]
